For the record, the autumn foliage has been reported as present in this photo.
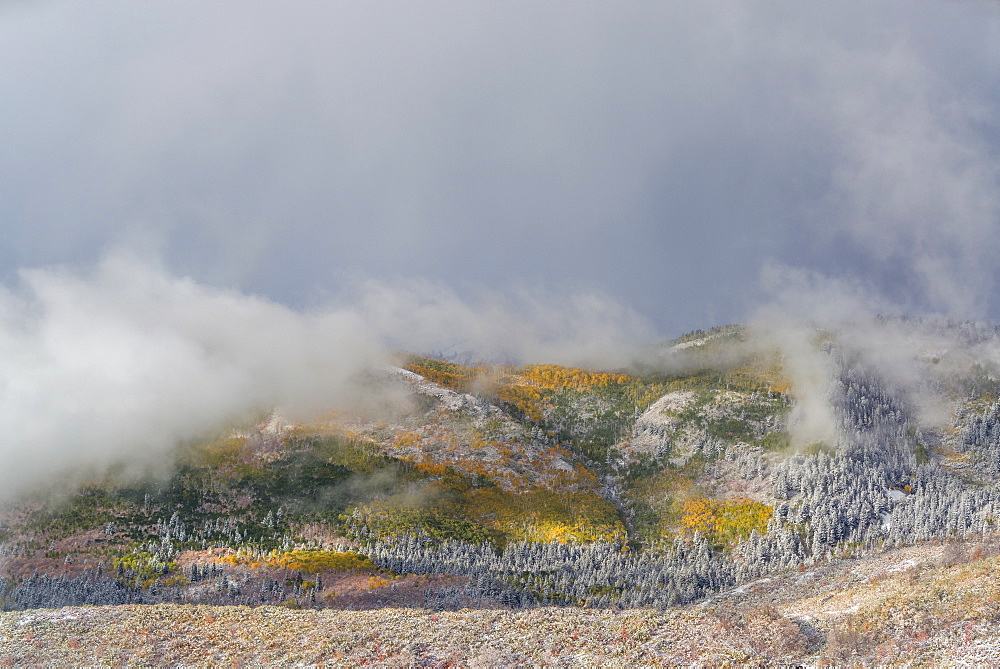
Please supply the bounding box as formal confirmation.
[220,549,377,573]
[266,550,376,573]
[402,357,491,393]
[403,357,648,423]
[681,497,772,547]
[517,365,633,392]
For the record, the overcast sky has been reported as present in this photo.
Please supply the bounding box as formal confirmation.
[2,0,999,337]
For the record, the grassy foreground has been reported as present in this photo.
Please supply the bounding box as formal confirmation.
[3,538,1000,666]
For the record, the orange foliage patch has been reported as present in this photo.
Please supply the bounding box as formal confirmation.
[681,497,773,547]
[496,383,547,421]
[414,461,451,478]
[518,364,633,392]
[392,431,422,450]
[403,359,489,392]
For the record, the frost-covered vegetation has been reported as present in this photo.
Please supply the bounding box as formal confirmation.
[4,319,1000,617]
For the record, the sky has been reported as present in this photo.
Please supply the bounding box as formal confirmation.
[1,1,1000,492]
[2,0,998,338]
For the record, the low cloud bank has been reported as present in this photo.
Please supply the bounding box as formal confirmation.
[0,254,656,499]
[750,268,1000,450]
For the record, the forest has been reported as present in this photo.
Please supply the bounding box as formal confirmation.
[3,319,1000,616]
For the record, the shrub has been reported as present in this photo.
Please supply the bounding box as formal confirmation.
[940,540,969,567]
[741,605,809,660]
[266,550,376,573]
[825,615,870,661]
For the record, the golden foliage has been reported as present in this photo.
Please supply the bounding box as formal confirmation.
[414,461,451,478]
[496,383,547,421]
[681,497,773,546]
[392,431,422,450]
[462,487,626,544]
[267,550,376,573]
[366,575,391,589]
[404,357,669,427]
[219,549,377,573]
[200,437,247,466]
[518,364,633,392]
[680,497,717,535]
[663,353,791,397]
[403,358,484,392]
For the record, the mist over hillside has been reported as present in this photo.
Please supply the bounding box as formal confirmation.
[0,255,658,500]
[5,312,1000,661]
[3,0,1000,663]
[1,0,998,508]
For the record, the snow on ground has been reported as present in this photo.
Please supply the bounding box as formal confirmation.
[385,366,501,419]
[621,391,693,457]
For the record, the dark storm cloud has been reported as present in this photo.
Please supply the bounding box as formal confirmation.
[3,1,996,334]
[0,0,998,340]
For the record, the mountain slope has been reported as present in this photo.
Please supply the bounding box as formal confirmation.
[4,318,1000,663]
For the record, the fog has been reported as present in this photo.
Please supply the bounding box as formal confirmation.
[2,1,1000,490]
[2,2,998,333]
[0,253,655,498]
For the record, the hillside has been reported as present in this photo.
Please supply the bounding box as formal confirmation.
[3,318,1000,663]
[3,538,1000,664]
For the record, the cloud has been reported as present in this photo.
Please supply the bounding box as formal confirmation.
[744,6,1000,445]
[0,254,373,497]
[752,264,1000,449]
[353,279,655,367]
[0,253,655,498]
[2,1,999,482]
[814,40,1000,317]
[2,2,995,335]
